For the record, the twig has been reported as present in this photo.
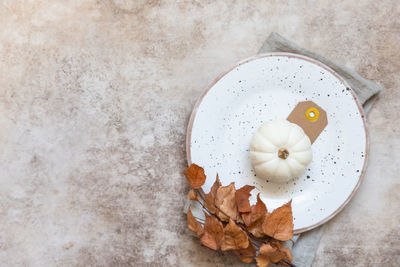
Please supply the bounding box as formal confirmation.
[197,188,207,201]
[280,259,297,267]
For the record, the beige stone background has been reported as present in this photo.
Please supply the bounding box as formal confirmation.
[0,0,399,266]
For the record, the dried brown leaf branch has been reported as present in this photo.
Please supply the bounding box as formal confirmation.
[185,164,296,267]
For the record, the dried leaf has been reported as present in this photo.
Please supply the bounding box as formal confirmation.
[262,200,293,241]
[273,241,292,261]
[243,193,267,226]
[204,174,221,214]
[200,213,224,250]
[256,244,273,267]
[215,182,238,221]
[204,194,217,214]
[241,212,251,226]
[184,164,206,189]
[221,219,249,251]
[256,242,291,267]
[247,214,266,238]
[236,215,244,224]
[271,241,293,264]
[187,208,204,236]
[187,189,198,200]
[210,174,221,196]
[279,247,293,264]
[235,185,255,213]
[234,242,256,263]
[256,244,280,267]
[253,193,267,214]
[242,194,268,238]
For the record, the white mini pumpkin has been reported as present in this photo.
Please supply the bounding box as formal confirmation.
[250,120,312,183]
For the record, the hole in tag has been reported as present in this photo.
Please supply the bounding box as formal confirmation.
[306,107,319,122]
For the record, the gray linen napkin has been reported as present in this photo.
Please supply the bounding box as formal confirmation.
[185,32,382,266]
[260,33,381,266]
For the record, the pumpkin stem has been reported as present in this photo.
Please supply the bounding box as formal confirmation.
[278,148,289,159]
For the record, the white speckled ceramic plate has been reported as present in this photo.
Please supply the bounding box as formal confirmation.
[187,53,368,233]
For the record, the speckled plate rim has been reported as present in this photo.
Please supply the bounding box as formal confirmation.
[186,52,369,234]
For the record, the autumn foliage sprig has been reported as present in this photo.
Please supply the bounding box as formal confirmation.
[185,164,295,267]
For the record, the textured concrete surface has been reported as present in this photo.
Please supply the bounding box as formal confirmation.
[0,1,399,266]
